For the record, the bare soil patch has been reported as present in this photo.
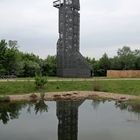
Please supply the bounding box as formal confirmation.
[6,91,140,102]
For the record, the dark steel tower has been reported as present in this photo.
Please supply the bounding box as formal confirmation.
[53,0,92,77]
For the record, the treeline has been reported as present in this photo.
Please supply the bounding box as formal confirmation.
[0,40,56,77]
[0,40,140,77]
[86,47,140,76]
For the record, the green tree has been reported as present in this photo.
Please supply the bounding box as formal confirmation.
[23,60,40,77]
[98,53,111,76]
[19,52,43,77]
[0,40,7,75]
[5,45,20,75]
[117,46,137,70]
[0,40,22,76]
[42,55,56,76]
[110,57,122,70]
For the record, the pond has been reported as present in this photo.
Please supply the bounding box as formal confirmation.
[0,99,140,140]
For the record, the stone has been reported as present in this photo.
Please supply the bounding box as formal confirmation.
[30,94,38,100]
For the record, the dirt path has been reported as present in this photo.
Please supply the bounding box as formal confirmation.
[0,78,140,82]
[7,91,140,102]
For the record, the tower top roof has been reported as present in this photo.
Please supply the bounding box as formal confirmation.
[53,0,80,10]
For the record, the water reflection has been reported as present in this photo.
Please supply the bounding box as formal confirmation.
[0,99,140,140]
[34,99,48,114]
[1,100,140,125]
[0,100,48,124]
[115,101,140,119]
[0,102,26,124]
[91,99,106,110]
[56,100,84,140]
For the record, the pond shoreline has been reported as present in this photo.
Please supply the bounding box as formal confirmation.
[1,91,139,102]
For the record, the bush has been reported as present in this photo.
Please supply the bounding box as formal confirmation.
[35,74,47,90]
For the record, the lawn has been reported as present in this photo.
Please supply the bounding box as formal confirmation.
[0,80,140,96]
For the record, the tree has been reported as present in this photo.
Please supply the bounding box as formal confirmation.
[117,46,137,70]
[110,57,122,70]
[135,56,140,69]
[0,40,7,75]
[5,45,20,75]
[98,53,111,76]
[8,40,18,49]
[18,52,43,77]
[0,40,22,76]
[23,60,40,77]
[42,55,56,76]
[117,46,132,56]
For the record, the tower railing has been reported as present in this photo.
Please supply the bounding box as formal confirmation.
[53,0,64,8]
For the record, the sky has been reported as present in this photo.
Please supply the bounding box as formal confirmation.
[0,0,140,59]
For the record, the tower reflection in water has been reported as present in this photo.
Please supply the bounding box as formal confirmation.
[56,100,84,140]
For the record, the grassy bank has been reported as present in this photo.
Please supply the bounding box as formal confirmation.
[0,80,140,96]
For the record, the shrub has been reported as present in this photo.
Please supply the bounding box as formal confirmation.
[35,74,47,90]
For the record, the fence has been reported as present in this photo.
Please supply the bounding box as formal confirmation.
[107,70,140,78]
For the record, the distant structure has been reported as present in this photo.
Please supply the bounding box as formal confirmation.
[53,0,92,77]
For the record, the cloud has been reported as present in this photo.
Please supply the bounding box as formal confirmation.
[80,0,140,58]
[0,0,140,59]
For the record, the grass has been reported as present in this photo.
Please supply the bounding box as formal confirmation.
[0,80,140,96]
[97,80,140,95]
